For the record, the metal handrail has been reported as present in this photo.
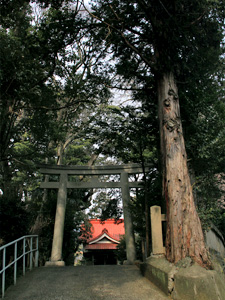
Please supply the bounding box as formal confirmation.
[0,235,39,298]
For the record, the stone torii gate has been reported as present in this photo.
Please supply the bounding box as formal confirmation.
[39,164,150,266]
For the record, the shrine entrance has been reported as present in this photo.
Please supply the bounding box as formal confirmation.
[92,250,117,265]
[39,164,150,266]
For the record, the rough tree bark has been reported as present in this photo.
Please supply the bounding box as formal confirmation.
[157,72,211,268]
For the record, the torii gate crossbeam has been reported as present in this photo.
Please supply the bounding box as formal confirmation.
[39,163,151,266]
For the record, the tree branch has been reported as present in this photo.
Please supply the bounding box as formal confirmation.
[83,1,155,68]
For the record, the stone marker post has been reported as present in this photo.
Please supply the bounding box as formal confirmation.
[121,172,136,264]
[150,205,165,255]
[45,174,67,266]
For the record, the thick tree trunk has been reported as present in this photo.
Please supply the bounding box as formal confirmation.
[157,72,211,268]
[57,143,64,165]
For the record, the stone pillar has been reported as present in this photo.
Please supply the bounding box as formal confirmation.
[45,173,67,266]
[150,205,165,255]
[121,172,136,264]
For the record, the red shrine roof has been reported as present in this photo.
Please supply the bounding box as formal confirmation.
[84,219,125,250]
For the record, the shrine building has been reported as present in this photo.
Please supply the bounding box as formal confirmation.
[81,219,125,265]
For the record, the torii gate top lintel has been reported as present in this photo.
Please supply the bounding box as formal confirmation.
[39,163,152,176]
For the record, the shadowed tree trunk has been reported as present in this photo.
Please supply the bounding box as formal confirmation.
[157,72,211,268]
[144,188,150,257]
[85,0,221,268]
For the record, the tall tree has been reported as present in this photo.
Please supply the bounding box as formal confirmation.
[0,0,83,196]
[0,0,110,255]
[177,57,225,235]
[0,0,110,197]
[86,0,225,267]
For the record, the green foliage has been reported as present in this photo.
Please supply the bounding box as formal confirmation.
[87,103,158,165]
[62,139,96,166]
[131,173,162,228]
[89,0,225,239]
[116,235,126,263]
[88,188,123,221]
[0,196,31,244]
[116,234,143,263]
[90,0,224,83]
[177,42,225,234]
[0,3,110,268]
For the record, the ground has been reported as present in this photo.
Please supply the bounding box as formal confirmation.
[4,265,169,300]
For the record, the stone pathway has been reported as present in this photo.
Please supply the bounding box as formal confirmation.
[4,265,169,300]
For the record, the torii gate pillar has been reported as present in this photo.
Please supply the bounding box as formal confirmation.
[45,174,67,266]
[121,172,136,264]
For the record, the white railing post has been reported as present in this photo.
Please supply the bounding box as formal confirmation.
[0,235,39,299]
[2,248,6,299]
[35,237,39,267]
[14,242,17,285]
[29,237,33,270]
[23,238,26,275]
